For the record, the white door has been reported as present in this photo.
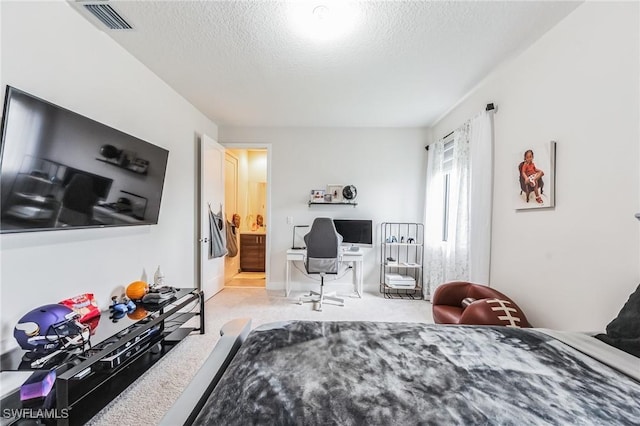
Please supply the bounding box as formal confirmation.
[200,134,225,300]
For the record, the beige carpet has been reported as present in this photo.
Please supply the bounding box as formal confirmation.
[87,287,433,426]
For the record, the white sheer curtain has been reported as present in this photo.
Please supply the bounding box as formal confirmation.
[468,111,494,284]
[423,141,445,296]
[423,110,493,299]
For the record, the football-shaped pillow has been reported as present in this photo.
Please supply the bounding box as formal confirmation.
[460,298,526,328]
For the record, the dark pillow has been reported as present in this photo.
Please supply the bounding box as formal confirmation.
[595,284,640,357]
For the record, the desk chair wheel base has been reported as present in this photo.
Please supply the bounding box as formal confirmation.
[299,288,344,312]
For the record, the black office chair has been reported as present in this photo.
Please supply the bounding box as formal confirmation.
[56,174,98,226]
[299,217,344,311]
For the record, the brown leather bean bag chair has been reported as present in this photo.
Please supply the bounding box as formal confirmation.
[432,281,532,328]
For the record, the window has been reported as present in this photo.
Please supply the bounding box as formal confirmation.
[441,138,454,241]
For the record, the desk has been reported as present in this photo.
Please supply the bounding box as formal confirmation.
[286,248,364,298]
[93,205,143,224]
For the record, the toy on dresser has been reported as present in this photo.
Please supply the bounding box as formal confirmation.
[142,266,176,303]
[109,296,136,322]
[142,286,177,304]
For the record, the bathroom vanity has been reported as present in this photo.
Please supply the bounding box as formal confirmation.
[240,233,266,272]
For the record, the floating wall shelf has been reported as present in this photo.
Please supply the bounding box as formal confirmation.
[96,158,148,175]
[308,201,357,207]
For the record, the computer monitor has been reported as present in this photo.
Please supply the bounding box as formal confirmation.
[333,219,373,247]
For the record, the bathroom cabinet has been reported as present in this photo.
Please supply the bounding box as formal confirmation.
[240,233,266,272]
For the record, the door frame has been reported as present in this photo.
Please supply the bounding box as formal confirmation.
[223,150,239,284]
[221,143,272,287]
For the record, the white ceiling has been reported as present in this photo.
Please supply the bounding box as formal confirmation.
[72,1,581,128]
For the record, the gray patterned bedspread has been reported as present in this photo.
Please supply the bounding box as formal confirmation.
[193,321,640,425]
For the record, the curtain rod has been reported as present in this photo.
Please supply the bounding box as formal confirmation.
[425,103,495,151]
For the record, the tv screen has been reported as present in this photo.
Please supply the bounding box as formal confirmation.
[0,86,169,233]
[333,219,373,247]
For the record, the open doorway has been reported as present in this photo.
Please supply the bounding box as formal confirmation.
[224,147,269,288]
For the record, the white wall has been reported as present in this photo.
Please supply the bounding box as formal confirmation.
[0,2,218,352]
[432,2,640,331]
[219,127,430,293]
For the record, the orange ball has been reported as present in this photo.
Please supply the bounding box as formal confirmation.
[126,280,149,301]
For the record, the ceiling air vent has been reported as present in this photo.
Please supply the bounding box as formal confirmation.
[83,3,132,30]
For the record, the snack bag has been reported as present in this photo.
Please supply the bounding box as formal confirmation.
[59,293,100,323]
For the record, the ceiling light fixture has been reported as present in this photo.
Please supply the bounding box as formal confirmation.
[313,5,330,21]
[289,1,359,42]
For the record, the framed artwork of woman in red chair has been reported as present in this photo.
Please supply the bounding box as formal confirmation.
[515,141,556,210]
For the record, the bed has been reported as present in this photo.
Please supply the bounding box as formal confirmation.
[160,318,640,425]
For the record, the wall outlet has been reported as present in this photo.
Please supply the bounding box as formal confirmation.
[286,216,293,225]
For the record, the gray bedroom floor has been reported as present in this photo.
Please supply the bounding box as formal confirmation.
[88,287,433,425]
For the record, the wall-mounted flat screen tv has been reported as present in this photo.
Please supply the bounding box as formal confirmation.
[0,86,169,233]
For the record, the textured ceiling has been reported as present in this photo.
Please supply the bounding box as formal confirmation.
[72,1,581,128]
